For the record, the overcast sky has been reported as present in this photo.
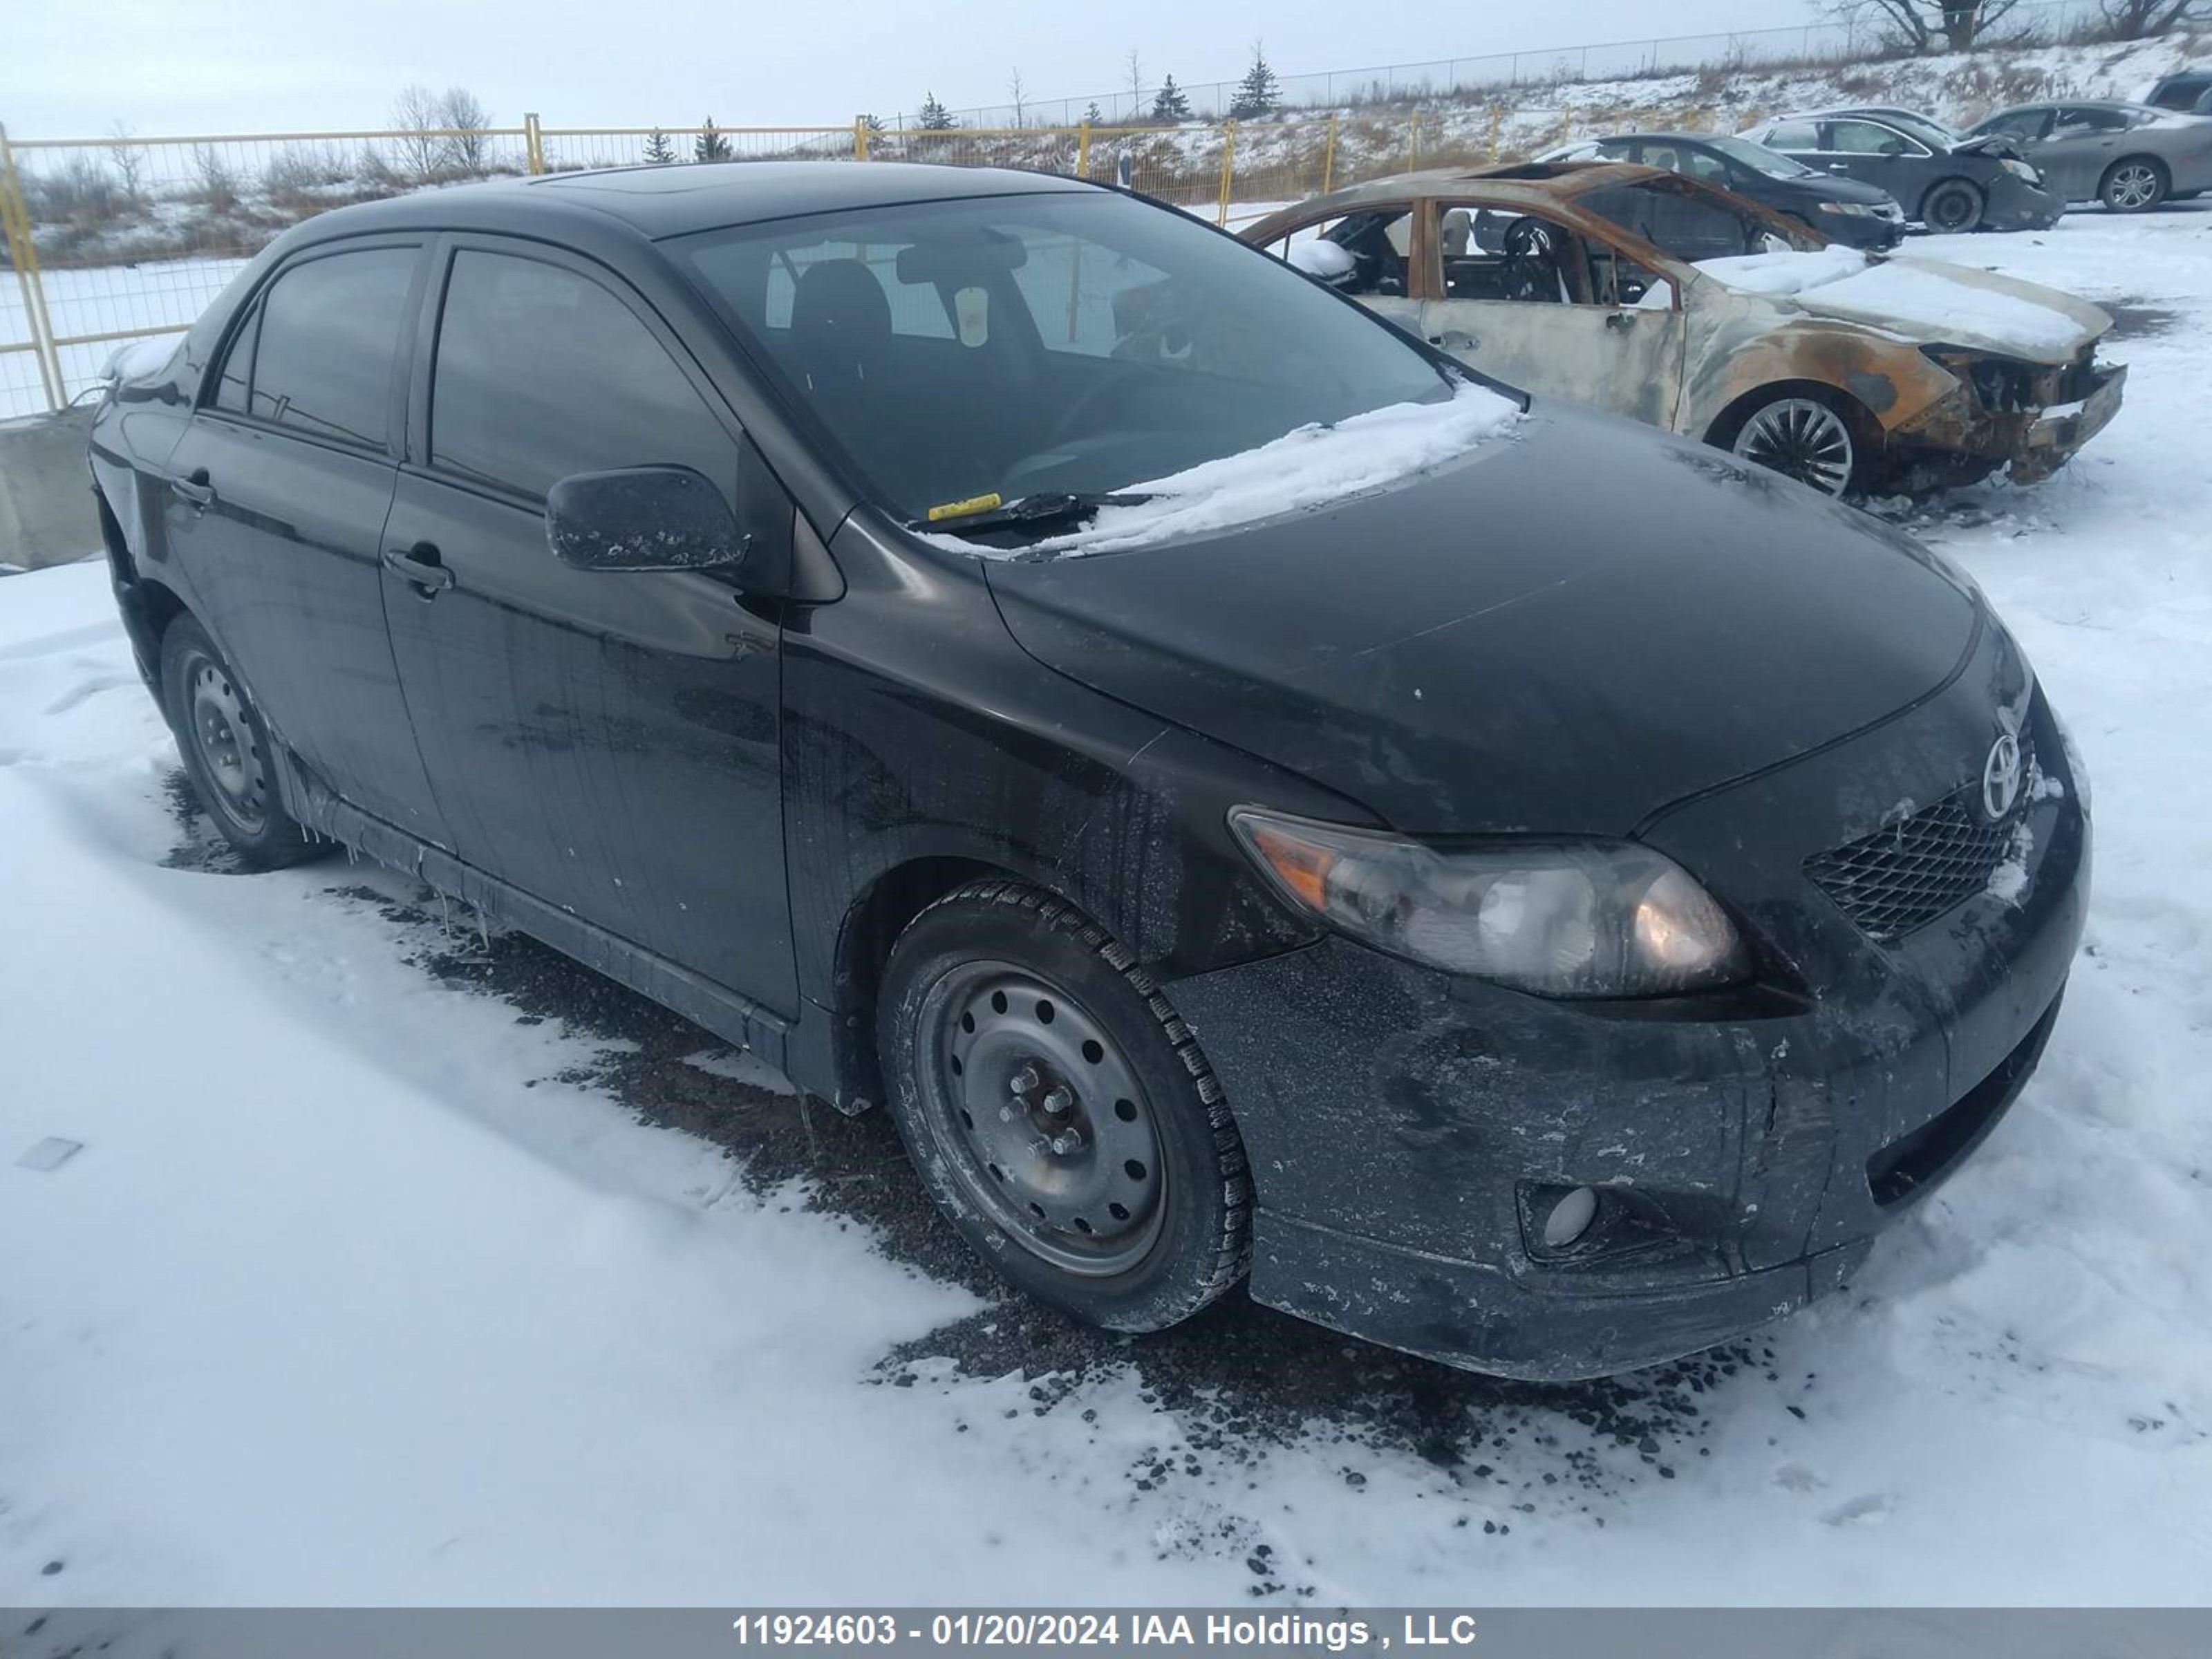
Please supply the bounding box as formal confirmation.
[6,0,1816,138]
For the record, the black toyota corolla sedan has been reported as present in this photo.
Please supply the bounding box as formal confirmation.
[88,162,2088,1380]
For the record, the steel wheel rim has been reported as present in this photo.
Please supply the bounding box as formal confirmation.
[915,959,1165,1277]
[1929,189,1982,231]
[1734,397,1855,496]
[187,655,268,831]
[2109,165,2158,209]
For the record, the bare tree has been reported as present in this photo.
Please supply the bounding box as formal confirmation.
[390,83,448,178]
[189,144,237,214]
[1009,68,1027,127]
[2098,0,2206,36]
[106,121,148,205]
[1125,47,1145,120]
[1833,1,2026,51]
[437,86,492,174]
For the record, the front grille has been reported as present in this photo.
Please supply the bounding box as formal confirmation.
[1804,747,2032,943]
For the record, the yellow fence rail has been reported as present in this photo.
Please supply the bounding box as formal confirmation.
[0,97,1731,413]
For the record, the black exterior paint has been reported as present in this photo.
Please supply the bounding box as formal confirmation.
[1584,133,1906,249]
[88,162,2090,1380]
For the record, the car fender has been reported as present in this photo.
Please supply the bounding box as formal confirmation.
[1679,282,1961,442]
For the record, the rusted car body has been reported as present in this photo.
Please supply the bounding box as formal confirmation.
[1242,164,2123,494]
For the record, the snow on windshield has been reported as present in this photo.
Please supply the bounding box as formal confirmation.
[931,382,1521,559]
[1695,248,2094,356]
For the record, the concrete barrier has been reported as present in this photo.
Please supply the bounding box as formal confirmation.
[1,408,100,572]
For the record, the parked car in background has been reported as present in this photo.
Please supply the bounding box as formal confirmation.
[91,162,2092,1382]
[2144,69,2212,116]
[1745,108,2061,232]
[1247,165,2123,496]
[1541,131,1906,247]
[1965,101,2212,210]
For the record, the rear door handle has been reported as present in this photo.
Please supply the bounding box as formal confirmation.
[382,541,453,597]
[170,467,214,507]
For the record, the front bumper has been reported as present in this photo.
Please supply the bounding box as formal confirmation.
[1168,655,2089,1380]
[1982,173,2065,231]
[1823,207,1908,250]
[1892,357,2125,486]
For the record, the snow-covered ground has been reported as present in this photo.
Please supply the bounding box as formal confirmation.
[3,200,2211,1611]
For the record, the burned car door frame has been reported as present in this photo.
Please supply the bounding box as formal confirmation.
[1411,194,1690,432]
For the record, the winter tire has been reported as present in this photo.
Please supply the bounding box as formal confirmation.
[2099,157,2168,214]
[1920,179,1985,234]
[159,615,319,869]
[877,879,1250,1333]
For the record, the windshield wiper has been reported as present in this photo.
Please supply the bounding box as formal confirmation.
[914,491,1150,542]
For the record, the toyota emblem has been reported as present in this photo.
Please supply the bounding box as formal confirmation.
[1981,731,2024,821]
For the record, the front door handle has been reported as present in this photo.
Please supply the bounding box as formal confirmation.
[382,541,453,597]
[170,467,214,508]
[1426,328,1480,352]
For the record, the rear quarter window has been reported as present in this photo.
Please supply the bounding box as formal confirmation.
[247,247,417,448]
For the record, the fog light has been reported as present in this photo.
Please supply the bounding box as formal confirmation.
[1541,1185,1599,1249]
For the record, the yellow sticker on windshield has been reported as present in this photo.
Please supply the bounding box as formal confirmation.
[926,492,1004,522]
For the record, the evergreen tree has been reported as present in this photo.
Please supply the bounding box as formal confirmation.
[918,91,956,131]
[694,120,731,162]
[861,113,887,136]
[1082,100,1104,126]
[1228,44,1280,119]
[1150,75,1192,122]
[644,128,675,164]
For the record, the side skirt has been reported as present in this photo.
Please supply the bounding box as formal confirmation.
[276,749,798,1078]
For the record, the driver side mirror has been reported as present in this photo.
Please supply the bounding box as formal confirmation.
[546,465,744,574]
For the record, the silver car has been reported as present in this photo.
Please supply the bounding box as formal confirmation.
[1966,101,2212,212]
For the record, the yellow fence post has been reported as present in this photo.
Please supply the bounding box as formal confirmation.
[1408,109,1422,173]
[523,113,545,174]
[1322,113,1338,196]
[0,122,66,411]
[1488,103,1503,163]
[1215,121,1237,228]
[853,117,870,161]
[1075,119,1091,182]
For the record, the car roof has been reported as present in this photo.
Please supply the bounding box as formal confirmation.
[1241,160,1674,219]
[278,160,1094,245]
[1989,98,2148,113]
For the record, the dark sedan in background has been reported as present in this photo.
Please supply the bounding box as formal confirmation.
[88,161,2087,1381]
[1747,107,2061,232]
[2146,69,2212,116]
[1543,131,1906,247]
[1967,101,2212,210]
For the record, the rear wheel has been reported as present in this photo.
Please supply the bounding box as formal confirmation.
[877,879,1250,1333]
[1920,178,1985,233]
[159,617,318,868]
[1717,388,1868,496]
[2100,157,2168,213]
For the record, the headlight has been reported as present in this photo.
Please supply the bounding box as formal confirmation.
[1228,807,1750,997]
[1818,201,1875,216]
[2000,158,2041,182]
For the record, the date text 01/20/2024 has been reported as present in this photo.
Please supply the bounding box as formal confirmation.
[727,1612,1483,1649]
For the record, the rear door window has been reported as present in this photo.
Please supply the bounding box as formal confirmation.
[247,247,417,449]
[1763,120,1820,151]
[429,250,738,501]
[2054,106,2130,133]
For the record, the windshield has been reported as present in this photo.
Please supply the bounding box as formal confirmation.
[1703,135,1817,180]
[674,191,1452,523]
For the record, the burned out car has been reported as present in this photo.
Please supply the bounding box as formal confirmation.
[92,162,2087,1382]
[1246,164,2124,495]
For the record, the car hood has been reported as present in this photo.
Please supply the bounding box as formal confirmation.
[983,403,1984,836]
[1787,171,1897,207]
[1694,248,2109,363]
[1953,132,2025,160]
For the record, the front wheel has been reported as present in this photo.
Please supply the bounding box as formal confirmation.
[877,879,1251,1333]
[1920,178,1985,233]
[2100,157,2168,213]
[1718,391,1867,496]
[159,616,319,868]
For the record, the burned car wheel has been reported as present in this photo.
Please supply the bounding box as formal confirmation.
[2099,158,2168,214]
[1921,179,1985,233]
[158,616,319,869]
[1721,391,1865,496]
[877,879,1251,1333]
